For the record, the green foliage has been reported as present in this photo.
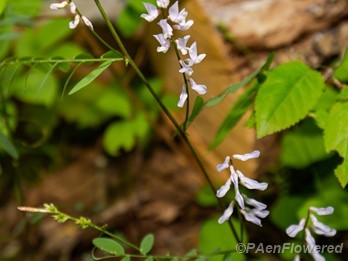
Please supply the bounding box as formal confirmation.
[280,119,330,168]
[92,237,125,256]
[196,185,218,207]
[324,102,348,187]
[255,62,325,138]
[0,0,6,15]
[0,131,18,159]
[334,48,348,83]
[140,234,155,255]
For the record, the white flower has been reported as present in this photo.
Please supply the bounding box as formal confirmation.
[240,208,269,227]
[69,2,76,14]
[177,85,188,108]
[157,0,170,8]
[237,170,268,191]
[230,166,245,209]
[69,15,80,29]
[50,1,68,10]
[232,150,260,161]
[178,60,193,76]
[173,19,194,31]
[189,78,207,95]
[309,206,334,216]
[305,228,325,261]
[168,1,188,24]
[141,3,159,22]
[218,202,234,224]
[310,214,336,237]
[153,34,171,53]
[244,196,267,210]
[175,35,190,55]
[157,19,173,39]
[82,16,93,30]
[187,42,205,65]
[217,156,230,172]
[286,218,306,238]
[216,178,231,198]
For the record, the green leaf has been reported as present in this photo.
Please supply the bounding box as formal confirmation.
[0,0,7,15]
[188,96,204,124]
[0,131,18,159]
[205,52,274,107]
[210,80,260,149]
[122,256,131,261]
[7,0,41,16]
[337,86,348,101]
[196,185,218,207]
[95,88,131,118]
[324,102,348,187]
[92,238,125,256]
[255,61,325,138]
[334,48,348,83]
[69,61,112,95]
[140,234,154,255]
[280,119,330,168]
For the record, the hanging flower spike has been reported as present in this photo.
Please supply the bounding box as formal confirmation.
[310,214,336,237]
[187,42,206,66]
[69,15,80,29]
[218,202,234,224]
[157,0,170,8]
[153,34,171,53]
[217,156,230,172]
[236,170,268,191]
[305,228,326,261]
[309,206,334,216]
[175,35,191,55]
[177,85,188,108]
[189,78,207,95]
[141,3,160,22]
[168,1,188,24]
[178,60,193,76]
[286,218,306,238]
[50,1,68,9]
[232,150,260,161]
[157,19,173,39]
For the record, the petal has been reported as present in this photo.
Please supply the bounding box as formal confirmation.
[241,209,262,227]
[253,208,269,218]
[173,19,194,30]
[230,165,239,187]
[235,189,245,209]
[286,218,306,238]
[176,35,190,55]
[310,214,336,237]
[216,178,232,198]
[50,1,68,10]
[157,0,170,8]
[305,229,325,261]
[216,156,230,172]
[237,170,268,191]
[157,19,173,39]
[232,150,260,161]
[218,202,234,224]
[153,34,170,53]
[178,60,193,75]
[189,78,207,95]
[245,196,267,210]
[309,206,334,216]
[141,3,159,22]
[82,16,93,30]
[177,85,188,108]
[69,15,80,29]
[69,2,77,14]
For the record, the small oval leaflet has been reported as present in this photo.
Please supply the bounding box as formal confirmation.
[140,233,154,255]
[92,237,125,256]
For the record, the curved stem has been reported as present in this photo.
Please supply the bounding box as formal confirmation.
[92,0,241,244]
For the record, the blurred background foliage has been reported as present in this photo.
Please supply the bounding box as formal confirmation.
[0,0,347,260]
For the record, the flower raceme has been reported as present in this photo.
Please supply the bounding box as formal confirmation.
[216,150,270,226]
[50,1,93,30]
[286,206,336,261]
[141,0,207,108]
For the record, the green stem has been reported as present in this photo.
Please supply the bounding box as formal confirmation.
[92,0,241,244]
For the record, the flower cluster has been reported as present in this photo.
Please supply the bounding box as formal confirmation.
[141,1,207,107]
[50,1,93,30]
[286,206,336,261]
[216,150,269,226]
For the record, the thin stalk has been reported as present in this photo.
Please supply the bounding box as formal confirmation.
[93,0,241,244]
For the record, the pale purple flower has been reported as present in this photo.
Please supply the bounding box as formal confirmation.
[286,218,306,238]
[173,19,194,31]
[217,156,230,172]
[141,3,159,22]
[244,196,267,210]
[69,2,76,14]
[69,15,80,29]
[177,85,188,108]
[50,1,68,9]
[82,16,93,30]
[241,207,269,227]
[168,1,188,24]
[310,214,336,236]
[175,35,190,55]
[187,42,205,65]
[233,150,260,161]
[158,19,173,39]
[216,178,231,198]
[218,202,234,224]
[157,0,170,8]
[237,170,268,191]
[305,229,325,261]
[153,34,171,53]
[179,60,193,76]
[189,78,207,95]
[309,206,334,216]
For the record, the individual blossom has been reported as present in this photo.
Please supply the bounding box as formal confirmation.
[157,19,173,39]
[189,78,207,95]
[168,1,188,24]
[153,34,171,53]
[176,35,191,55]
[285,206,336,261]
[173,18,194,31]
[178,60,193,76]
[141,3,160,22]
[157,0,170,9]
[50,1,69,9]
[177,85,188,108]
[187,42,206,66]
[216,150,269,226]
